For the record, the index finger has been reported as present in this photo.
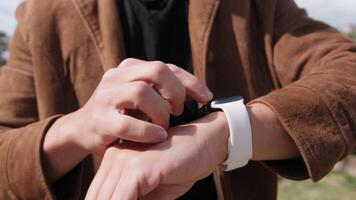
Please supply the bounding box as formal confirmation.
[166,64,213,103]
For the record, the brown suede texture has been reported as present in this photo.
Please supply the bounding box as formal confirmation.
[0,0,355,199]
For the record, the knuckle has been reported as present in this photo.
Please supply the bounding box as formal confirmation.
[187,76,201,88]
[151,60,165,67]
[150,61,168,77]
[119,58,136,67]
[167,64,181,74]
[92,87,114,105]
[93,87,108,97]
[102,68,116,79]
[131,81,150,97]
[102,148,126,167]
[104,147,118,159]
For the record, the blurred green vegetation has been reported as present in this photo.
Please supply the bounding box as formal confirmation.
[348,32,356,40]
[278,172,356,200]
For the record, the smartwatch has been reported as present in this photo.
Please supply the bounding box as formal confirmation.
[196,96,253,171]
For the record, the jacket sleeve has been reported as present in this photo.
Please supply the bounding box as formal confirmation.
[251,0,356,181]
[0,26,63,198]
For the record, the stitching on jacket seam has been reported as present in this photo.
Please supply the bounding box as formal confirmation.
[2,66,33,77]
[16,19,66,93]
[71,0,104,64]
[202,0,220,54]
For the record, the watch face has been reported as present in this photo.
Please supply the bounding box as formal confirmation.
[212,96,243,105]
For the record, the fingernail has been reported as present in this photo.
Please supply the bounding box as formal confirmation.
[157,129,168,140]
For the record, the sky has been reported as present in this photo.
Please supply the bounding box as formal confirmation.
[1,0,356,35]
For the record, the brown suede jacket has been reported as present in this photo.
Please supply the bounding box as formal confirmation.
[0,0,355,199]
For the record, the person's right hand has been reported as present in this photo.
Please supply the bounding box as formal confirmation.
[46,58,213,156]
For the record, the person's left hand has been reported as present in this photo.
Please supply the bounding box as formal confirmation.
[85,111,229,200]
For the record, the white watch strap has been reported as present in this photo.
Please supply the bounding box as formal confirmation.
[211,97,253,171]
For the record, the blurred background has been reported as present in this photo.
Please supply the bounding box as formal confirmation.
[0,0,355,199]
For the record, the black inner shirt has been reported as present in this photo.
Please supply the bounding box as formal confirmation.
[118,0,217,199]
[119,0,192,69]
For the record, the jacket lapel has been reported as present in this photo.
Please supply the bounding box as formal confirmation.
[72,0,223,79]
[188,0,220,83]
[72,0,231,198]
[189,1,228,199]
[72,0,126,71]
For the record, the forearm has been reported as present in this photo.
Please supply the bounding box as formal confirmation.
[42,113,89,183]
[247,103,299,161]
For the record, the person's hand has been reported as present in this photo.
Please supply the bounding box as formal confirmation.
[41,58,213,183]
[46,58,213,156]
[85,111,230,200]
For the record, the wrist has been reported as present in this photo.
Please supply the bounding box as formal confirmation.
[205,111,230,165]
[217,111,230,164]
[247,103,299,160]
[62,110,92,153]
[246,103,273,160]
[43,112,89,160]
[42,112,89,183]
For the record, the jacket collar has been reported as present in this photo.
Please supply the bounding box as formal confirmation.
[188,0,220,82]
[72,0,126,70]
[71,0,220,82]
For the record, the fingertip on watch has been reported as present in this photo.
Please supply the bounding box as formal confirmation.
[171,104,184,116]
[157,127,168,141]
[201,89,213,102]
